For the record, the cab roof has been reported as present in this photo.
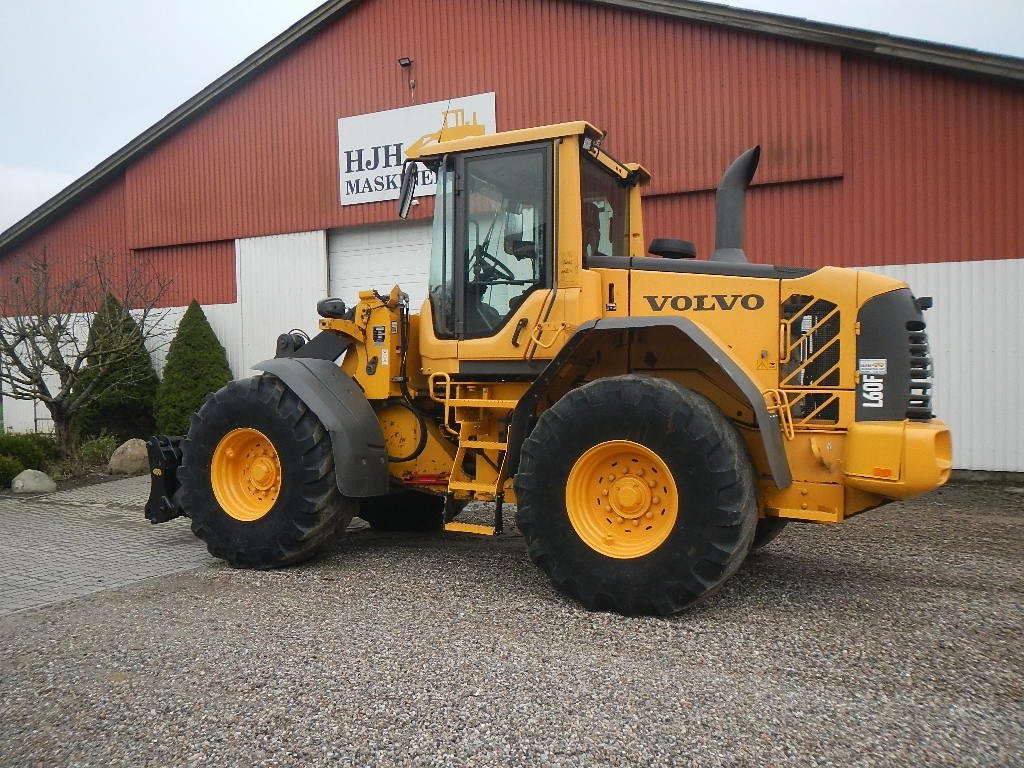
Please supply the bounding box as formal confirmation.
[406,120,603,160]
[408,120,651,185]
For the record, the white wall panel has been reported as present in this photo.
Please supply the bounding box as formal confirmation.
[866,259,1023,472]
[328,221,433,310]
[146,302,244,379]
[236,231,328,375]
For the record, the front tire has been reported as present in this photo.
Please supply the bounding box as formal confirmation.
[515,375,757,615]
[180,374,354,568]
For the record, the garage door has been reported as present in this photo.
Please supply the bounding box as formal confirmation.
[328,221,433,311]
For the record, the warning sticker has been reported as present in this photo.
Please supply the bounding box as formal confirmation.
[372,325,386,345]
[858,358,888,375]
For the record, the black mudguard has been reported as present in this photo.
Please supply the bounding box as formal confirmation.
[254,357,389,498]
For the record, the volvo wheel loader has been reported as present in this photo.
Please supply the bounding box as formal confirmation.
[145,121,951,615]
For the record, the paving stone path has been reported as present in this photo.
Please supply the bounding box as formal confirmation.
[0,475,211,615]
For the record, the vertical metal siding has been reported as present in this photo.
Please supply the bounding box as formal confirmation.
[839,58,1024,268]
[133,241,236,307]
[235,231,328,373]
[0,177,234,310]
[123,0,842,248]
[867,259,1023,472]
[0,177,128,302]
[645,55,1023,269]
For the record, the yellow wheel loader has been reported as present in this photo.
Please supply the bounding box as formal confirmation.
[145,121,951,615]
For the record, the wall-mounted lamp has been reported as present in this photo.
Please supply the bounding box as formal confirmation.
[398,57,416,94]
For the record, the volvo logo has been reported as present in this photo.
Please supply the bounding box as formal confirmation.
[642,294,766,312]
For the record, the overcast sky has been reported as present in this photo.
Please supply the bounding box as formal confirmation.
[2,0,1022,233]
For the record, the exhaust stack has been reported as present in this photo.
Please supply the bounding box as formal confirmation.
[710,145,760,263]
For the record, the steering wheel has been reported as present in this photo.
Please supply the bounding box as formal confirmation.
[470,245,515,282]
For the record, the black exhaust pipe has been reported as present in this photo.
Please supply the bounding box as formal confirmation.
[710,145,760,263]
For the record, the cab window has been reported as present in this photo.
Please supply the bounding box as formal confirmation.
[580,154,630,260]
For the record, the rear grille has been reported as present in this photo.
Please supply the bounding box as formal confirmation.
[780,294,841,425]
[906,320,934,420]
[781,295,841,388]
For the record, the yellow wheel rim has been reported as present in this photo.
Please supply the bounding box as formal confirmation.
[565,440,679,559]
[211,428,282,522]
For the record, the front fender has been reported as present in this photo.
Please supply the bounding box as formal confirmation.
[254,357,389,497]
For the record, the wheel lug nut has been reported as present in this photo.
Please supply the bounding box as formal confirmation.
[602,489,609,497]
[652,497,660,505]
[635,468,644,476]
[645,511,653,519]
[616,516,624,524]
[647,480,655,488]
[607,474,615,481]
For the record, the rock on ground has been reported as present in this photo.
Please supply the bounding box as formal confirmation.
[108,439,149,475]
[10,468,57,494]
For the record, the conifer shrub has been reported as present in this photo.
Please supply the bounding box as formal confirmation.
[154,300,233,435]
[72,294,159,442]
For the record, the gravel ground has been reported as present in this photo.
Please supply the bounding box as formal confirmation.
[1,481,1021,767]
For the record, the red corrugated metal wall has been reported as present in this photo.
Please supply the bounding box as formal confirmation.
[5,0,1022,303]
[123,0,843,248]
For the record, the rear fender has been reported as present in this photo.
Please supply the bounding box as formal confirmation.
[506,317,792,489]
[254,358,389,497]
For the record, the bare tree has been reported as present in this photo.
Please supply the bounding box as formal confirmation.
[0,249,171,457]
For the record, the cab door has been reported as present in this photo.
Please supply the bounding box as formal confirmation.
[419,141,554,374]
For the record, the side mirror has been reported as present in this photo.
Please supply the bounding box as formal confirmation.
[397,161,418,219]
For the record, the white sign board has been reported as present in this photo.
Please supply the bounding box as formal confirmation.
[337,93,496,206]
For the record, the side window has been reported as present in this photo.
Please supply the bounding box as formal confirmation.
[581,155,630,260]
[462,148,548,336]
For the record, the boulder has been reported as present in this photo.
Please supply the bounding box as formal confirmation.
[11,469,57,494]
[108,438,149,475]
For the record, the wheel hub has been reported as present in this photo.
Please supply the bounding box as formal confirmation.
[211,428,282,522]
[565,440,679,559]
[608,475,650,519]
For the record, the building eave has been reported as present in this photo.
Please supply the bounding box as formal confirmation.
[588,0,1024,84]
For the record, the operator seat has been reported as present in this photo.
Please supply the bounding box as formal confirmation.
[465,282,501,334]
[583,202,609,260]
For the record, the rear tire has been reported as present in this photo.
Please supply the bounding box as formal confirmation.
[515,375,757,615]
[359,490,444,532]
[180,374,354,568]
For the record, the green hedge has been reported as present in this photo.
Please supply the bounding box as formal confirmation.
[0,455,25,487]
[0,433,51,471]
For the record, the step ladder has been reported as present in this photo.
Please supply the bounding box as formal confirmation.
[429,372,515,536]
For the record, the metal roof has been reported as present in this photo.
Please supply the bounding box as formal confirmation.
[2,0,1021,255]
